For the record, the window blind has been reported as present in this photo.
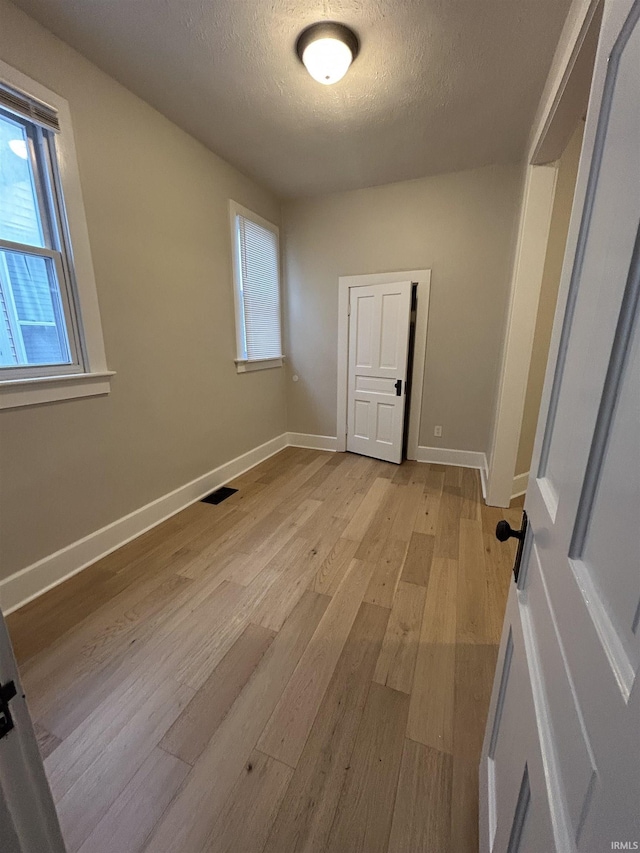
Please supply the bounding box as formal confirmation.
[237,215,282,360]
[0,82,60,133]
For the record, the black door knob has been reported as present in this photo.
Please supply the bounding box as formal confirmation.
[495,520,524,542]
[495,511,528,583]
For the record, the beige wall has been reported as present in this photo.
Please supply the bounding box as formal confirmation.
[283,164,521,451]
[515,121,584,476]
[0,0,285,581]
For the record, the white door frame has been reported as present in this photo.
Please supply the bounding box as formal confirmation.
[337,270,431,460]
[486,0,603,506]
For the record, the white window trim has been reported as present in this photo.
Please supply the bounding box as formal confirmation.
[0,60,112,409]
[228,200,283,373]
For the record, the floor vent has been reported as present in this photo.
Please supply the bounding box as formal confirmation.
[201,486,238,505]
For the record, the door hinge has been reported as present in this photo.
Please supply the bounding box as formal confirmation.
[347,303,351,316]
[495,510,528,584]
[0,679,17,740]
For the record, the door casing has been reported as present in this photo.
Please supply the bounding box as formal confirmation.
[486,0,603,507]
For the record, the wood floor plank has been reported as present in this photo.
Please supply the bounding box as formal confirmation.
[34,722,61,760]
[421,557,458,644]
[363,536,408,609]
[451,644,498,853]
[443,465,462,487]
[454,648,499,757]
[34,572,229,740]
[77,748,189,853]
[143,590,329,853]
[388,482,424,543]
[51,673,193,852]
[457,518,496,644]
[400,531,435,586]
[406,644,455,754]
[391,460,428,486]
[263,601,389,853]
[353,483,401,564]
[325,682,409,853]
[203,749,293,853]
[433,485,461,559]
[373,581,426,694]
[310,536,359,596]
[20,570,193,724]
[160,622,275,765]
[6,449,511,853]
[7,565,118,662]
[341,478,392,542]
[451,759,481,853]
[332,484,367,521]
[168,581,255,690]
[414,468,444,536]
[222,499,321,586]
[252,540,323,632]
[407,556,457,751]
[361,481,424,608]
[343,454,377,481]
[174,510,249,580]
[460,467,482,520]
[258,558,376,768]
[387,740,452,853]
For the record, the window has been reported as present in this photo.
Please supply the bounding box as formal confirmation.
[229,201,283,372]
[0,92,81,375]
[0,62,111,408]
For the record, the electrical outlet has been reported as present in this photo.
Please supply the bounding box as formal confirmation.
[434,425,442,437]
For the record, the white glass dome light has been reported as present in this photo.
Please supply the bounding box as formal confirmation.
[296,22,359,86]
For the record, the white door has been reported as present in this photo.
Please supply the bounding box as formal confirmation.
[481,2,640,851]
[347,280,412,464]
[0,608,64,853]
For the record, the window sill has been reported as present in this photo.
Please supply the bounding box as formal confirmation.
[0,370,115,410]
[235,357,284,373]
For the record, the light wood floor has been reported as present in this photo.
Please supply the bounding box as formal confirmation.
[7,448,522,853]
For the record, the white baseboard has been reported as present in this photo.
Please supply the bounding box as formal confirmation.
[416,445,488,471]
[417,447,489,500]
[511,471,529,500]
[287,432,338,452]
[1,432,491,615]
[416,446,489,498]
[480,465,488,501]
[0,433,288,615]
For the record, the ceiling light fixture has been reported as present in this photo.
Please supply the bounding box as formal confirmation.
[296,22,359,86]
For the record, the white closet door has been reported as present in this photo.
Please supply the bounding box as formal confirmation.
[347,281,412,464]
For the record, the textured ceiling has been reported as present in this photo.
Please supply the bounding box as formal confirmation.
[11,0,572,197]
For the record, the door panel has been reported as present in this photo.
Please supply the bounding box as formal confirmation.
[525,547,596,841]
[572,294,640,672]
[482,2,640,850]
[355,294,375,367]
[347,281,412,464]
[376,401,394,443]
[379,292,404,369]
[483,590,555,853]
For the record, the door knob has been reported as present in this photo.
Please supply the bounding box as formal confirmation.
[495,511,528,583]
[495,520,524,542]
[395,379,402,396]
